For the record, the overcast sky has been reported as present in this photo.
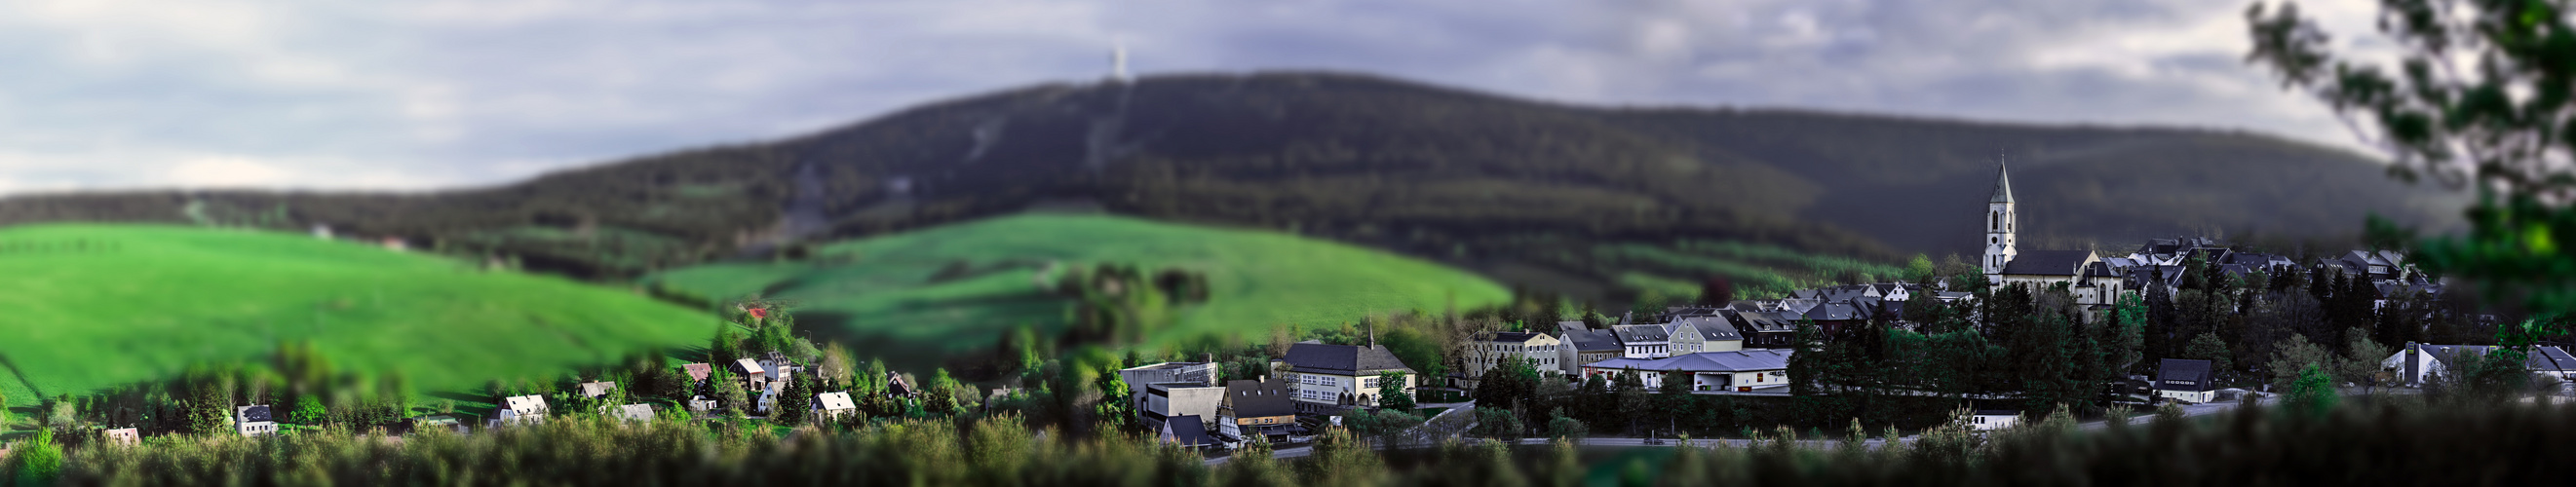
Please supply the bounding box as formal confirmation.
[0,0,2388,194]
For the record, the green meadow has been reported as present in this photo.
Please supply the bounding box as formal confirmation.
[0,224,716,405]
[649,213,1514,369]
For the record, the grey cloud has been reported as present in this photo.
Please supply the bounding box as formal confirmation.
[0,0,2375,193]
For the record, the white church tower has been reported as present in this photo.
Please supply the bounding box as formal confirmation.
[1982,160,2018,282]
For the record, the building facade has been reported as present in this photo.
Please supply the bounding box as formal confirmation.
[1282,342,1417,414]
[1465,331,1562,377]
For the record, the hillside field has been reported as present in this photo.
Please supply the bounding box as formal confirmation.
[0,224,717,407]
[647,213,1515,370]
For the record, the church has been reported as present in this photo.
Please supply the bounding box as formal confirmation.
[1980,162,2126,307]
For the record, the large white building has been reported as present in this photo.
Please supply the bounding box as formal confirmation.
[1282,342,1417,413]
[1464,331,1561,377]
[1578,349,1795,393]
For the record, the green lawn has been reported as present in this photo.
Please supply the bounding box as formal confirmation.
[0,224,718,405]
[648,213,1513,370]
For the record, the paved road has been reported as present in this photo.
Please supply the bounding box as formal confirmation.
[1204,393,2281,466]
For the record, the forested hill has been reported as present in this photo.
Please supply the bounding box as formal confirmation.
[0,72,2460,291]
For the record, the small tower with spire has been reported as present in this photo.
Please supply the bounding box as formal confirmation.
[1982,156,2019,282]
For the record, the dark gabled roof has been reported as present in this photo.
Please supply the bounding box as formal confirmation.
[2217,264,2253,280]
[1164,415,1216,447]
[1489,331,1548,343]
[1565,329,1624,352]
[1284,343,1415,376]
[1733,312,1797,333]
[2157,358,2216,392]
[1811,303,1861,321]
[1611,324,1669,343]
[238,405,275,423]
[1224,379,1297,418]
[2001,250,2095,276]
[1556,320,1591,334]
[1679,317,1743,341]
[2082,261,2115,279]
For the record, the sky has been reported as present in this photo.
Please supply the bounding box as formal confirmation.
[0,0,2390,195]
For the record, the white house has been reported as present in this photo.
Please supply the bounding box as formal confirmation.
[1282,342,1416,413]
[495,395,550,427]
[1610,324,1672,358]
[813,392,858,423]
[2157,358,2217,403]
[235,405,278,437]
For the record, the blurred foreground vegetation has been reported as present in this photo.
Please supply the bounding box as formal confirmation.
[4,393,2571,486]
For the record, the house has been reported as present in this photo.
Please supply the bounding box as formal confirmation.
[236,405,278,436]
[495,395,550,427]
[2157,358,2218,403]
[813,392,858,423]
[2383,342,2576,387]
[578,381,619,399]
[611,404,656,423]
[1158,415,1220,449]
[1556,329,1626,375]
[681,362,712,383]
[755,380,786,413]
[1659,321,1710,356]
[1140,382,1226,431]
[1117,362,1218,404]
[687,395,719,414]
[1217,378,1302,442]
[759,351,796,381]
[885,370,917,397]
[1282,342,1417,414]
[1578,349,1796,393]
[1971,410,2021,431]
[1465,331,1561,379]
[732,358,768,386]
[1730,311,1798,349]
[1611,324,1672,358]
[1873,283,1913,302]
[1674,317,1746,353]
[104,428,140,445]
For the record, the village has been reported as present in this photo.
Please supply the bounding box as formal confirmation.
[3,163,2557,466]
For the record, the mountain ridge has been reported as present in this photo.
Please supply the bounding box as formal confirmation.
[0,71,2459,299]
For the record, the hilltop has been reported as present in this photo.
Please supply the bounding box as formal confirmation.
[0,72,2459,300]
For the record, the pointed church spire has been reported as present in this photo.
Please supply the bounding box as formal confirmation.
[1989,156,2015,204]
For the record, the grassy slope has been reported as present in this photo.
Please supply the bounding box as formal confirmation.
[649,213,1514,369]
[0,224,716,404]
